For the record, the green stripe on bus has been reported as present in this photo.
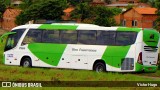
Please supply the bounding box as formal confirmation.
[38,24,78,30]
[102,46,130,68]
[143,29,159,46]
[143,65,157,73]
[135,63,143,72]
[28,43,67,66]
[117,27,141,32]
[102,27,134,68]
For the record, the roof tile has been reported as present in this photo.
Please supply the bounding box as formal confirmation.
[133,8,157,14]
[63,7,74,13]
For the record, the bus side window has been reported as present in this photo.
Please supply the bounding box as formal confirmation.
[42,30,60,43]
[116,32,137,46]
[78,30,96,45]
[22,29,42,45]
[97,31,116,45]
[60,30,77,44]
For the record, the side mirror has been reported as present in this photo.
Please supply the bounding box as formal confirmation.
[0,32,16,43]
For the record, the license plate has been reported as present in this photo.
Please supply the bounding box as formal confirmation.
[148,68,152,70]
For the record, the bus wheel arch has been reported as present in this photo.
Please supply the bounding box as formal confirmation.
[93,60,106,72]
[20,56,32,67]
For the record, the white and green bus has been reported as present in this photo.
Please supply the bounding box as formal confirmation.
[1,23,159,72]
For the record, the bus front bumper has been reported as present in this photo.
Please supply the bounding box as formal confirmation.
[136,63,158,73]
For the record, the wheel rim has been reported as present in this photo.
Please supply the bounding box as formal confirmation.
[96,65,104,72]
[23,61,30,67]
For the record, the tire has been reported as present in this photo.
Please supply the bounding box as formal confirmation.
[93,62,106,73]
[21,58,32,67]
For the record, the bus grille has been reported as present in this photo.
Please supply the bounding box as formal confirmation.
[144,46,158,52]
[121,58,134,70]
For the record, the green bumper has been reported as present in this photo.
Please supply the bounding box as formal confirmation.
[143,65,158,73]
[136,63,158,73]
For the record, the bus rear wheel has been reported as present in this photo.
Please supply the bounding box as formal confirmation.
[93,62,106,73]
[21,58,32,67]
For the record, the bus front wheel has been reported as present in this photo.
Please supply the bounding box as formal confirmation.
[21,57,32,67]
[93,62,106,73]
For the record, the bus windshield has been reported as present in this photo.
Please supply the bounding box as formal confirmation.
[4,29,25,51]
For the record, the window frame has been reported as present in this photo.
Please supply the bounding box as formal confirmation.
[22,29,43,45]
[115,31,137,46]
[21,29,138,46]
[78,30,97,45]
[42,30,60,43]
[60,30,78,44]
[132,20,138,27]
[122,19,126,26]
[96,31,116,45]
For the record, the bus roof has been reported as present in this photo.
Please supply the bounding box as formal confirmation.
[12,23,142,32]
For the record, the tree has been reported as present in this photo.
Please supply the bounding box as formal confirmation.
[93,6,118,26]
[70,2,95,22]
[0,12,2,19]
[126,4,134,10]
[67,0,80,6]
[155,0,160,31]
[0,1,6,13]
[112,7,122,15]
[139,0,148,3]
[148,0,156,7]
[80,0,92,3]
[15,12,28,25]
[16,0,68,25]
[139,0,156,7]
[0,0,6,20]
[71,3,121,26]
[4,0,11,7]
[19,0,33,10]
[67,0,92,6]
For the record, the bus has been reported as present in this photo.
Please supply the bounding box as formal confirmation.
[0,23,159,72]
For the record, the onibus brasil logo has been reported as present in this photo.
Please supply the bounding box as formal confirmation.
[2,82,42,87]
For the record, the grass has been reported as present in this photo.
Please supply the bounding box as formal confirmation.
[135,70,160,77]
[0,64,160,81]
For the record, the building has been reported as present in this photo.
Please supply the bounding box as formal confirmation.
[62,6,75,20]
[120,7,157,28]
[106,3,129,12]
[106,3,150,9]
[2,8,21,30]
[11,0,23,6]
[106,0,150,12]
[91,0,106,6]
